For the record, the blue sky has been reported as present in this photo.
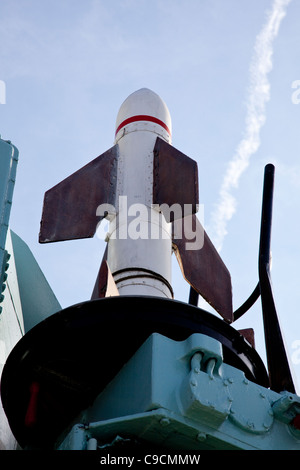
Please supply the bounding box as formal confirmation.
[1,0,300,391]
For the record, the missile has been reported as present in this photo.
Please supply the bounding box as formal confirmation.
[39,88,233,322]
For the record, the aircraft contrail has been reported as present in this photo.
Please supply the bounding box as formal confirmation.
[208,0,292,253]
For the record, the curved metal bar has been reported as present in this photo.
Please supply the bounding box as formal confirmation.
[233,283,260,322]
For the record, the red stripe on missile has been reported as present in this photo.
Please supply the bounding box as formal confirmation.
[115,114,171,137]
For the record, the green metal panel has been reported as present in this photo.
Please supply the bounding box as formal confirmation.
[0,138,20,449]
[0,138,18,312]
[0,138,60,448]
[10,231,61,332]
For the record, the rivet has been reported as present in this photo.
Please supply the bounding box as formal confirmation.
[87,438,98,450]
[193,367,201,374]
[191,379,197,387]
[228,378,234,384]
[196,432,207,442]
[160,418,170,427]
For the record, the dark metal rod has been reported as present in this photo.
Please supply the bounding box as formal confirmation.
[259,164,295,393]
[189,286,199,306]
[259,164,274,270]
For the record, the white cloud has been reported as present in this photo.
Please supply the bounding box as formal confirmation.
[208,0,292,252]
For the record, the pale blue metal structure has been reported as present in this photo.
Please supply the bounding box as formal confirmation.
[58,332,300,450]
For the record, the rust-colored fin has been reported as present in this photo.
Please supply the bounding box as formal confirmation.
[172,214,233,323]
[39,145,118,243]
[238,328,255,349]
[91,247,119,299]
[153,137,199,222]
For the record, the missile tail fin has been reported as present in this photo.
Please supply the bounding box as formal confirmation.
[39,145,118,243]
[153,137,199,222]
[172,214,233,323]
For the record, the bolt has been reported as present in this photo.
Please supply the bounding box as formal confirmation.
[196,432,207,442]
[160,418,170,427]
[87,438,98,450]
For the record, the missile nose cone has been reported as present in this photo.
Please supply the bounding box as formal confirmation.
[115,88,172,144]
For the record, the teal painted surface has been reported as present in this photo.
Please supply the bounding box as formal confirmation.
[0,139,18,311]
[10,231,61,332]
[0,138,61,448]
[0,139,21,449]
[0,138,60,332]
[58,333,300,450]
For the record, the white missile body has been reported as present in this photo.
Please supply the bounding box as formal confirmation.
[39,88,233,323]
[107,88,173,298]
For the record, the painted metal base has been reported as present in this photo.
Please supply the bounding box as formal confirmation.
[1,296,269,449]
[58,333,300,451]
